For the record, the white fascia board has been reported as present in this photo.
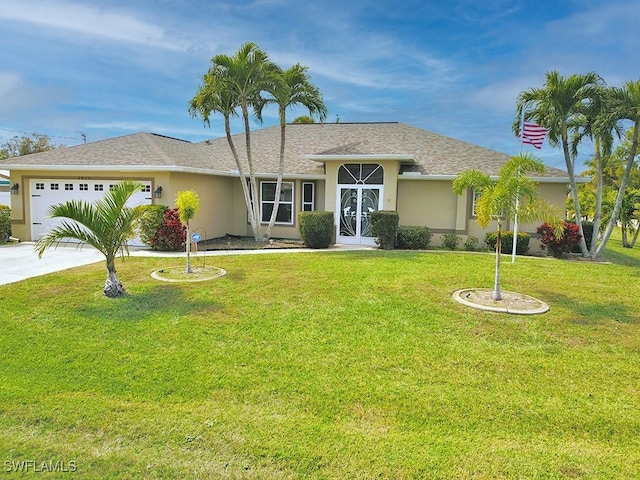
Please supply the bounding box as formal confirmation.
[305,154,416,163]
[399,173,589,184]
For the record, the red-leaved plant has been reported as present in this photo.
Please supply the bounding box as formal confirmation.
[537,221,581,258]
[150,208,186,251]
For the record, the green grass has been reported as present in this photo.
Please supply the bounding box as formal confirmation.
[1,238,640,478]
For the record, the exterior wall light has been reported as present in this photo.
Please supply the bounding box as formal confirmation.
[10,183,19,195]
[154,186,163,199]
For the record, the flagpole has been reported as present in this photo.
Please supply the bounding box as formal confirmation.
[512,108,525,263]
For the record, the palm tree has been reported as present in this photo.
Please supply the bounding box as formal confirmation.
[515,70,604,257]
[175,190,200,273]
[189,42,279,241]
[453,154,562,300]
[259,64,327,239]
[569,85,623,254]
[595,80,640,258]
[34,181,143,297]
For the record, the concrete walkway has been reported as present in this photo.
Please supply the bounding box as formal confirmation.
[0,241,374,286]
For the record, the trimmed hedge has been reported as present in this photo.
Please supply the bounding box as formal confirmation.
[396,225,432,250]
[298,211,334,248]
[0,204,11,242]
[484,231,530,255]
[371,210,399,249]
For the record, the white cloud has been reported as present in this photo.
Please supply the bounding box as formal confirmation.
[0,0,191,51]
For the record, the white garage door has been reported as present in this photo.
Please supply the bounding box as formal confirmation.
[30,179,153,245]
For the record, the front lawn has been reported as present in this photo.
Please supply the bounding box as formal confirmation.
[1,246,639,478]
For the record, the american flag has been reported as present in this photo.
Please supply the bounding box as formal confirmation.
[521,121,547,149]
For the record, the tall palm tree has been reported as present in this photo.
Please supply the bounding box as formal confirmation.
[190,42,279,241]
[515,70,604,257]
[259,64,327,239]
[595,79,640,257]
[34,181,143,297]
[569,85,623,254]
[453,154,562,300]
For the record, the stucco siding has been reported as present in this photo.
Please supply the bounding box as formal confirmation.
[397,180,458,230]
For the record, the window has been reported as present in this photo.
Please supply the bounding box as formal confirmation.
[35,183,44,190]
[260,181,294,224]
[141,185,151,193]
[50,183,59,190]
[109,184,116,191]
[79,183,88,191]
[94,184,104,191]
[65,183,74,191]
[472,190,482,217]
[338,164,384,184]
[302,182,315,211]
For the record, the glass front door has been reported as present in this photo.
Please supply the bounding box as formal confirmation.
[338,186,382,245]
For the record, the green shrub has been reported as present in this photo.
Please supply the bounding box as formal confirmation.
[463,236,480,251]
[371,210,399,250]
[442,232,461,250]
[135,205,168,247]
[396,225,432,249]
[0,204,11,242]
[571,221,593,253]
[484,231,530,255]
[298,211,334,248]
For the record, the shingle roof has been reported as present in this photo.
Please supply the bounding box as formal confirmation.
[0,122,571,178]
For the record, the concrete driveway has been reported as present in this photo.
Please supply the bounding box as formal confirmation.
[0,242,105,286]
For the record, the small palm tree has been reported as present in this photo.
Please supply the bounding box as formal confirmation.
[34,180,143,297]
[453,154,562,300]
[175,190,200,273]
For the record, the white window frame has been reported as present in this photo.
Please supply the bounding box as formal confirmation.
[260,181,294,225]
[472,189,481,217]
[302,182,315,212]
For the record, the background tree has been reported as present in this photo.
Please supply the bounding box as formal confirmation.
[175,190,200,273]
[260,64,327,239]
[0,133,62,159]
[292,115,315,124]
[453,154,562,300]
[515,70,604,257]
[34,181,143,297]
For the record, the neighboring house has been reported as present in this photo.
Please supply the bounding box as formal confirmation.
[0,122,581,248]
[0,171,10,207]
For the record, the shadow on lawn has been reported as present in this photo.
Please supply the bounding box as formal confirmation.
[75,284,223,322]
[542,291,639,324]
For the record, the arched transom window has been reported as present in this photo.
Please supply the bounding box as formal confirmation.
[338,164,384,185]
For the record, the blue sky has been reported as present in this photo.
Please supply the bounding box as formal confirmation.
[1,0,638,172]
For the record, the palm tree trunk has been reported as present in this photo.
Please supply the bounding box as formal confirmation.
[562,133,590,257]
[591,149,603,253]
[596,121,640,258]
[630,225,640,248]
[241,100,262,242]
[103,258,125,297]
[493,221,502,301]
[185,221,192,273]
[223,114,259,242]
[265,120,286,239]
